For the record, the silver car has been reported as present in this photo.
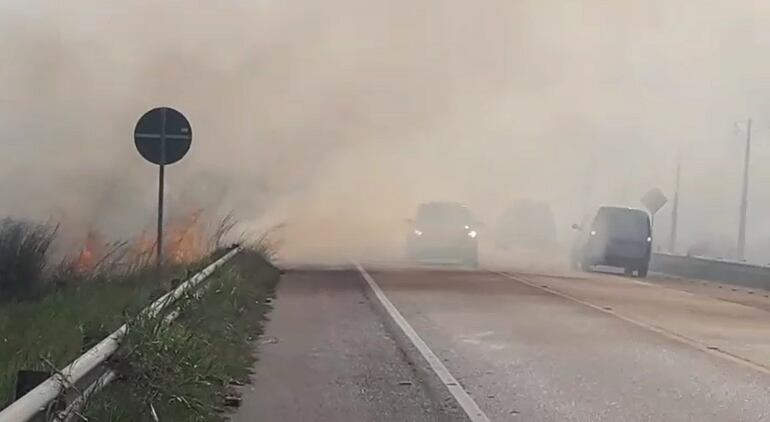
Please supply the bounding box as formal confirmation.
[406,202,479,267]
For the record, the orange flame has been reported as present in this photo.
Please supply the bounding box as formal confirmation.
[73,230,104,273]
[166,209,205,264]
[130,230,156,264]
[72,210,207,273]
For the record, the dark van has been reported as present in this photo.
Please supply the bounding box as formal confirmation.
[571,206,652,277]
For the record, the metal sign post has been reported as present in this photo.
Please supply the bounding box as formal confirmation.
[641,187,668,240]
[738,118,752,261]
[669,159,681,253]
[157,108,167,267]
[134,107,192,267]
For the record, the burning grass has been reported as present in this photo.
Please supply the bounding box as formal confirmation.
[0,212,252,410]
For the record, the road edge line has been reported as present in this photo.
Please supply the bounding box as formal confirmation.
[497,271,770,377]
[354,263,490,422]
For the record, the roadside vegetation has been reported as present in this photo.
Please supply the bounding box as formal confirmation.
[81,249,278,421]
[0,218,58,301]
[0,215,279,421]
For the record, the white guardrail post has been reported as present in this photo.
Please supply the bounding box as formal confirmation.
[0,246,243,422]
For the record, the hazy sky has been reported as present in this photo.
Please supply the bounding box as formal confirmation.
[3,1,770,261]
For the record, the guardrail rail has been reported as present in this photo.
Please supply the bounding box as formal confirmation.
[651,252,770,290]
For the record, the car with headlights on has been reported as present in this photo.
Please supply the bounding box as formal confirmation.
[406,202,479,267]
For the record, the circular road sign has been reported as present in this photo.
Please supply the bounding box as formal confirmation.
[134,107,192,165]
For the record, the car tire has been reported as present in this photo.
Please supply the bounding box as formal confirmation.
[637,264,649,278]
[624,267,634,276]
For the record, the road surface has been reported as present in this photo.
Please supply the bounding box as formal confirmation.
[232,270,468,422]
[235,265,770,421]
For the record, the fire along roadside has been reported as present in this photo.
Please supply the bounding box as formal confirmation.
[0,246,244,422]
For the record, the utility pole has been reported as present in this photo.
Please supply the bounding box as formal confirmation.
[669,157,681,253]
[737,118,752,261]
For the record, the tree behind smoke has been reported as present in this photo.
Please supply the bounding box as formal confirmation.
[4,1,770,263]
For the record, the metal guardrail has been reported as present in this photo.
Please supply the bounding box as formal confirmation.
[650,252,770,290]
[0,246,243,422]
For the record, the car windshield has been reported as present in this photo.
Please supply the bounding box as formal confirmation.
[416,204,471,227]
[592,208,650,240]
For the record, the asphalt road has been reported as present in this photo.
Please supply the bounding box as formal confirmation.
[235,265,770,421]
[232,270,467,422]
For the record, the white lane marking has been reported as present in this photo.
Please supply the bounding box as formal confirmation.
[355,263,490,422]
[497,272,770,377]
[459,331,496,346]
[613,272,700,297]
[472,330,495,339]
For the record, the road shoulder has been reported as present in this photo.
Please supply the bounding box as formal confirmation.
[508,270,770,372]
[232,270,466,422]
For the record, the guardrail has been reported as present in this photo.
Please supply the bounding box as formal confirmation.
[650,252,770,290]
[0,246,243,422]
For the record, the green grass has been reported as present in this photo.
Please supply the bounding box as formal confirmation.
[79,249,279,421]
[0,256,218,409]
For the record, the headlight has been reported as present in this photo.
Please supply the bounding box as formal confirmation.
[414,229,423,236]
[647,236,652,242]
[590,230,597,236]
[468,230,478,238]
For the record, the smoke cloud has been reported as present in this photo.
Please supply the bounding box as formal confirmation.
[3,1,770,263]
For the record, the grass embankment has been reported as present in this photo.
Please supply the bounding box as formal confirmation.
[0,255,217,408]
[80,249,279,421]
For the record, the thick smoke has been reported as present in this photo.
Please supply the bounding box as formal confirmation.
[3,1,770,263]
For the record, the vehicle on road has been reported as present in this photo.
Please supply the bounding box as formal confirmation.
[570,206,652,277]
[494,200,557,253]
[406,202,479,267]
